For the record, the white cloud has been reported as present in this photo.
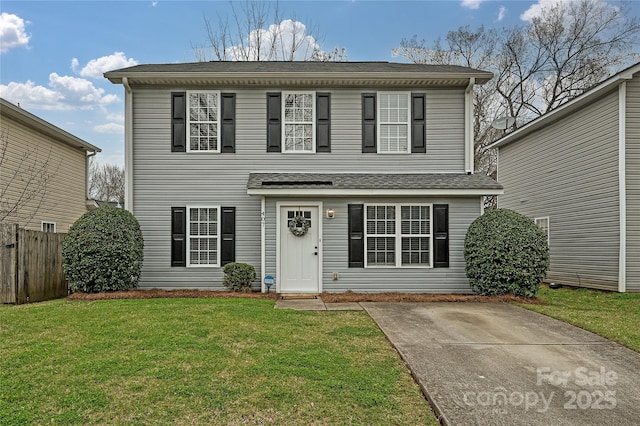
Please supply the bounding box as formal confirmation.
[226,19,322,61]
[520,0,597,21]
[497,6,507,21]
[461,0,486,10]
[93,123,124,133]
[0,73,119,111]
[0,12,30,53]
[106,112,124,122]
[71,52,138,79]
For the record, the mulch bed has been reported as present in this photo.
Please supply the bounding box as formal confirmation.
[67,289,542,304]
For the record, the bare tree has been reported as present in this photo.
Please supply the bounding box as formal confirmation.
[192,0,347,62]
[0,128,58,225]
[88,159,124,205]
[394,0,640,200]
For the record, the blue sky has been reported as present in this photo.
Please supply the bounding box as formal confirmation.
[2,0,639,166]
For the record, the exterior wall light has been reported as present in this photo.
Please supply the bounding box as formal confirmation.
[326,209,335,219]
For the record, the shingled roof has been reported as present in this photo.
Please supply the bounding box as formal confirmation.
[247,172,503,196]
[105,61,493,88]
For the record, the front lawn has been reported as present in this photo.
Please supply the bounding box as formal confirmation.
[0,298,437,425]
[519,286,640,352]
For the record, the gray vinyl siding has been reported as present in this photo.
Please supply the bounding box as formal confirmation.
[131,86,469,289]
[498,89,621,291]
[626,73,640,291]
[264,197,481,293]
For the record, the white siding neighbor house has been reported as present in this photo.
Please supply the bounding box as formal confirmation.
[490,62,640,293]
[105,62,502,294]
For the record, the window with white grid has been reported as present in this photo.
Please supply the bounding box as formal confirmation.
[401,206,431,265]
[187,91,219,152]
[365,204,432,267]
[41,221,56,233]
[283,92,315,152]
[366,205,396,266]
[535,217,550,247]
[378,92,410,153]
[187,207,219,266]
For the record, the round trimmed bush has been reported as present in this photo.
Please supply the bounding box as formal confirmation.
[464,209,549,297]
[63,205,144,293]
[223,262,256,292]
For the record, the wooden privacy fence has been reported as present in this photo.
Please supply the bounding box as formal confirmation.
[1,224,67,304]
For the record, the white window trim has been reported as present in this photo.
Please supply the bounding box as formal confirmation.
[186,90,221,153]
[41,221,56,233]
[186,205,221,267]
[282,91,316,154]
[535,216,550,247]
[364,203,432,268]
[377,92,411,154]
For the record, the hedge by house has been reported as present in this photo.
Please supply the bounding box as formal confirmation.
[62,205,143,293]
[464,208,549,297]
[223,262,256,292]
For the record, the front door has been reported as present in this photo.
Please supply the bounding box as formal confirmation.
[279,206,320,293]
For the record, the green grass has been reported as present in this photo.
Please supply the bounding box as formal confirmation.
[518,286,640,352]
[0,298,437,425]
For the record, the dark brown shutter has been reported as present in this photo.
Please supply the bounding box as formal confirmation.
[362,93,377,153]
[171,207,186,266]
[220,93,236,153]
[171,92,186,152]
[433,204,449,268]
[220,207,236,265]
[266,92,282,152]
[348,204,365,267]
[411,93,426,153]
[316,92,331,152]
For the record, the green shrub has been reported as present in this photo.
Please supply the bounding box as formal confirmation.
[464,209,549,297]
[63,205,143,293]
[223,262,256,292]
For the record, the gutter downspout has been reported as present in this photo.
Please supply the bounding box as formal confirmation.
[618,82,627,293]
[465,78,475,174]
[86,150,97,200]
[261,196,266,293]
[122,77,134,213]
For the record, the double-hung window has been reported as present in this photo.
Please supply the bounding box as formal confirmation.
[535,217,550,247]
[187,206,219,266]
[187,91,220,152]
[378,92,411,153]
[283,91,315,153]
[365,204,432,267]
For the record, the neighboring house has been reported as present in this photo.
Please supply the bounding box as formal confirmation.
[0,98,101,232]
[490,62,640,293]
[105,62,502,294]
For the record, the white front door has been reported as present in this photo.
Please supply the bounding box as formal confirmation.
[279,206,320,293]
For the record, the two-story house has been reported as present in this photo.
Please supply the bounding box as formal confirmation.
[105,62,502,294]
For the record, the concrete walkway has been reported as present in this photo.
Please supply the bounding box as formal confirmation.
[362,302,640,426]
[274,298,363,311]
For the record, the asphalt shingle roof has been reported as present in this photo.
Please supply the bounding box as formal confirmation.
[247,172,503,190]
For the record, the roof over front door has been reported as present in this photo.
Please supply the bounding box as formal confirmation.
[247,172,503,196]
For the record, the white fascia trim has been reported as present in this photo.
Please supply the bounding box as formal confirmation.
[248,188,504,196]
[465,78,475,173]
[618,82,627,293]
[123,77,134,213]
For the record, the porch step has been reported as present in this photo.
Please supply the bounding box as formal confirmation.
[279,294,319,300]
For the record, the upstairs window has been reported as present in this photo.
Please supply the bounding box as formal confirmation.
[378,92,410,153]
[283,92,315,153]
[187,91,220,152]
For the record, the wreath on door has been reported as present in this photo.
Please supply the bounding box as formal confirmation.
[289,213,310,237]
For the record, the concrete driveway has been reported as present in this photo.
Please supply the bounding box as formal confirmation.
[362,303,640,426]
